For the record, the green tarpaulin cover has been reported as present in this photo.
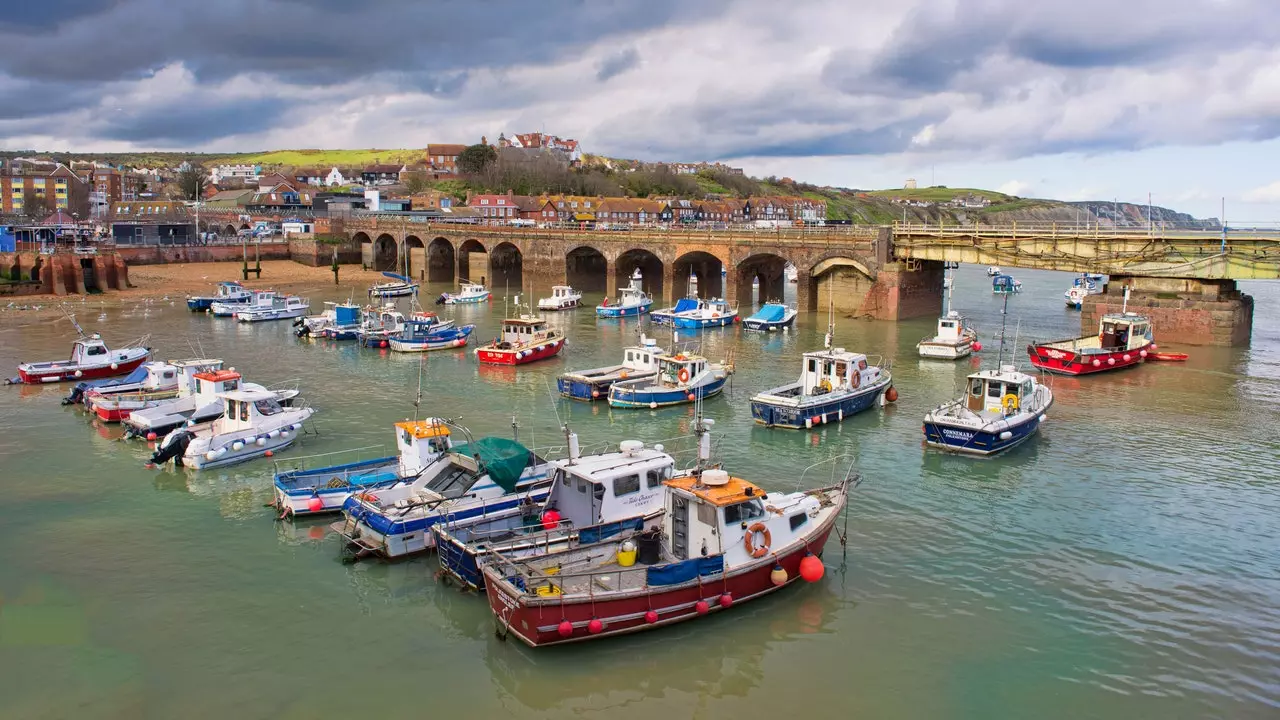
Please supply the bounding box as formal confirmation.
[452,437,534,492]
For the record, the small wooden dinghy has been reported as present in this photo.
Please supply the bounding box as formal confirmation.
[1147,351,1188,362]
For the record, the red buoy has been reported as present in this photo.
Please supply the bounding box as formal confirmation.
[557,620,573,637]
[587,618,603,634]
[307,496,324,512]
[541,509,562,530]
[719,593,733,608]
[695,600,709,615]
[644,610,658,624]
[686,393,696,402]
[381,340,388,348]
[885,386,899,403]
[264,450,274,457]
[145,432,157,441]
[799,552,825,583]
[972,341,983,352]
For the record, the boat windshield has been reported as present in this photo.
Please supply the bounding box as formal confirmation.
[254,398,283,416]
[723,498,765,525]
[425,464,479,498]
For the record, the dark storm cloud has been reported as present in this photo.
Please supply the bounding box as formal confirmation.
[92,96,290,144]
[596,48,641,82]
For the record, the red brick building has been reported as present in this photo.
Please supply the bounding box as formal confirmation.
[1,162,90,218]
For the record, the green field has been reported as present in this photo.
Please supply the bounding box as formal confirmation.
[864,187,1012,202]
[207,149,421,168]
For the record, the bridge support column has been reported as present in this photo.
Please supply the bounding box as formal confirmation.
[606,258,617,299]
[662,264,675,304]
[838,260,942,321]
[1083,277,1254,346]
[795,268,813,313]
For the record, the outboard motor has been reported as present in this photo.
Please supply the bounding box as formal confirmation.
[435,294,446,306]
[149,430,193,467]
[63,382,90,405]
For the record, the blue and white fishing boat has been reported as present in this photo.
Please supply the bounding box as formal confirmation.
[388,317,474,352]
[235,295,310,322]
[437,281,490,305]
[317,302,363,340]
[650,296,697,326]
[211,289,275,317]
[992,274,1022,294]
[356,304,419,348]
[608,350,732,408]
[272,418,453,517]
[742,301,797,332]
[672,297,738,330]
[558,335,666,401]
[596,275,652,318]
[187,281,251,312]
[434,433,672,591]
[923,293,1052,456]
[750,347,892,429]
[295,302,337,337]
[369,272,419,298]
[333,436,554,559]
[1064,273,1106,309]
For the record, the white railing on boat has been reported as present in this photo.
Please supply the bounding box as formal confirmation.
[270,444,389,476]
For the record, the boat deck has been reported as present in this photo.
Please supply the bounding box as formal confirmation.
[506,543,676,599]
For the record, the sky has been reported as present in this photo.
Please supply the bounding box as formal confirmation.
[1,0,1278,221]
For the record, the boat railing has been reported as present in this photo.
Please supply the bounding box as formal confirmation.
[795,455,861,493]
[271,444,389,477]
[483,544,652,597]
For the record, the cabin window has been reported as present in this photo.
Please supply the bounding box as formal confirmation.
[942,321,955,329]
[834,362,846,378]
[222,381,236,391]
[789,513,808,531]
[163,371,175,379]
[970,379,982,397]
[626,352,635,363]
[1022,381,1033,397]
[85,345,105,356]
[613,474,641,497]
[858,359,868,371]
[255,398,282,416]
[724,499,765,525]
[576,477,587,494]
[646,467,668,488]
[808,359,818,374]
[697,502,718,526]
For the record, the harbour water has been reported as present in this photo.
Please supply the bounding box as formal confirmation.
[1,266,1278,719]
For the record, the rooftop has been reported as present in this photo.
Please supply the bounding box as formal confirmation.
[393,418,451,439]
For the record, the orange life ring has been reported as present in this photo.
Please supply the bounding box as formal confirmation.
[851,372,860,389]
[677,368,691,383]
[744,523,771,558]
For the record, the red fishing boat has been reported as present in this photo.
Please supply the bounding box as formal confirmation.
[475,316,565,366]
[1027,311,1155,375]
[11,332,151,385]
[481,421,854,647]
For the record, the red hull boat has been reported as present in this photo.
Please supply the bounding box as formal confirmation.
[14,333,150,384]
[1027,312,1154,376]
[475,316,565,366]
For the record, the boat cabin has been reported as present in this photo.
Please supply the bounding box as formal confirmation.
[172,359,224,396]
[965,367,1034,415]
[70,334,111,363]
[623,338,663,372]
[334,303,361,326]
[246,291,277,306]
[992,275,1019,292]
[657,353,706,386]
[399,317,445,340]
[543,440,673,529]
[192,369,242,402]
[691,298,732,315]
[460,283,486,296]
[617,284,649,306]
[549,286,576,300]
[139,362,178,389]
[216,389,285,432]
[499,317,551,346]
[394,418,453,476]
[799,348,876,395]
[661,469,813,563]
[1098,313,1151,351]
[934,311,967,342]
[215,282,246,299]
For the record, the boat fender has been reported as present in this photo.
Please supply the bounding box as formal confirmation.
[1001,394,1020,413]
[1000,431,1013,440]
[678,368,690,383]
[744,523,771,558]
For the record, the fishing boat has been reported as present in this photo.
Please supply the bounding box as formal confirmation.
[918,264,979,360]
[187,281,251,312]
[608,350,731,408]
[475,316,565,365]
[148,389,315,470]
[388,316,474,352]
[558,335,666,401]
[596,275,652,318]
[64,363,156,405]
[923,294,1053,455]
[1148,351,1188,362]
[1064,273,1106,309]
[235,295,309,322]
[992,274,1021,294]
[122,367,299,440]
[538,285,582,311]
[672,297,738,330]
[650,296,696,326]
[1027,289,1154,375]
[84,361,187,422]
[333,435,554,559]
[750,348,893,430]
[211,290,275,317]
[480,417,854,647]
[272,418,453,517]
[368,272,419,298]
[294,302,338,337]
[317,302,363,340]
[437,281,491,305]
[742,302,797,332]
[357,304,420,348]
[12,330,150,385]
[986,266,1002,277]
[434,433,673,591]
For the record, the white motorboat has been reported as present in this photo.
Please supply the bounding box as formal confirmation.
[537,285,582,311]
[236,296,310,322]
[212,290,276,317]
[149,388,315,470]
[437,282,491,305]
[918,264,978,360]
[123,365,299,439]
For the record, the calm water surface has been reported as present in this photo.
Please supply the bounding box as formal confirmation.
[1,266,1278,719]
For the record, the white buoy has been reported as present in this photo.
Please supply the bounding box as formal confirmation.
[805,418,813,429]
[999,431,1013,440]
[110,363,118,370]
[256,437,266,447]
[205,451,217,461]
[268,430,280,439]
[649,401,657,409]
[232,441,244,451]
[75,370,83,378]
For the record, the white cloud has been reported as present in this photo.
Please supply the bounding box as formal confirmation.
[998,180,1033,196]
[1242,181,1280,203]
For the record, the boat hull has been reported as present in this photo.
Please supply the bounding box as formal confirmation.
[17,353,149,385]
[917,339,973,360]
[608,375,727,408]
[750,382,886,429]
[672,314,738,329]
[476,337,564,366]
[538,299,580,311]
[1026,340,1150,375]
[482,522,836,647]
[742,316,795,332]
[596,302,651,318]
[91,390,181,422]
[923,410,1048,456]
[273,456,403,517]
[441,292,491,305]
[557,370,657,401]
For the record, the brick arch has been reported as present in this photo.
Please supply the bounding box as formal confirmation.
[614,247,665,299]
[673,250,726,299]
[809,253,875,280]
[806,251,879,315]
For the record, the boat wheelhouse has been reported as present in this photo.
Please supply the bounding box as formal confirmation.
[607,351,731,408]
[369,272,419,298]
[475,316,565,365]
[333,436,554,559]
[14,332,150,384]
[438,282,491,305]
[434,436,674,591]
[1064,273,1106,309]
[992,274,1021,294]
[750,347,892,429]
[272,419,453,517]
[388,317,474,352]
[918,311,978,360]
[538,285,582,311]
[923,365,1053,455]
[317,303,363,340]
[671,297,738,330]
[742,302,797,332]
[149,388,315,470]
[212,290,275,317]
[558,335,666,401]
[358,305,429,348]
[1027,311,1154,375]
[236,295,310,322]
[122,366,298,439]
[596,276,652,318]
[187,281,251,312]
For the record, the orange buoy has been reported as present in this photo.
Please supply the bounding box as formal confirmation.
[885,386,899,402]
[799,552,825,582]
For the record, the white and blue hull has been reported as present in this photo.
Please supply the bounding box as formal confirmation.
[923,409,1048,456]
[672,313,737,329]
[608,375,727,408]
[274,455,403,516]
[596,301,651,318]
[750,381,888,429]
[441,292,491,305]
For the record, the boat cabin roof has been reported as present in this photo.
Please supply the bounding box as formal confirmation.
[556,446,671,482]
[461,283,485,291]
[1100,312,1149,327]
[552,285,573,292]
[172,358,222,369]
[194,369,241,382]
[503,316,547,328]
[218,281,244,287]
[664,472,765,507]
[393,418,451,439]
[658,352,706,365]
[218,388,275,402]
[802,347,866,364]
[967,365,1033,386]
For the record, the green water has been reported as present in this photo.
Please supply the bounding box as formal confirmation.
[2,267,1278,719]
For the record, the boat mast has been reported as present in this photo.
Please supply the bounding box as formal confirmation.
[412,353,424,421]
[996,291,1010,368]
[944,263,954,315]
[824,288,834,355]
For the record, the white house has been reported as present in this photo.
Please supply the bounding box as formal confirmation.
[324,167,346,186]
[210,164,262,184]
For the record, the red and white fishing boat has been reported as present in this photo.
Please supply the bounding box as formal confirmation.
[475,316,565,366]
[85,361,181,421]
[1027,311,1155,375]
[481,419,854,647]
[12,332,150,385]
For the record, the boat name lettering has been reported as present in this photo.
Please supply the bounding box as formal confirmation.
[941,428,973,440]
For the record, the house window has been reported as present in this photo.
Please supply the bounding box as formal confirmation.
[613,474,640,497]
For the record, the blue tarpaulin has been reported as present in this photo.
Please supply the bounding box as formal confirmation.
[748,303,786,323]
[335,304,361,325]
[673,298,699,313]
[577,517,645,545]
[382,272,412,283]
[0,228,14,253]
[646,555,725,586]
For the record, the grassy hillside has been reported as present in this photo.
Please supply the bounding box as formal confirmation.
[863,187,1011,203]
[207,149,420,167]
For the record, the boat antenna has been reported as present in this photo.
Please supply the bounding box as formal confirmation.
[996,291,1010,368]
[1122,284,1131,314]
[824,290,834,352]
[412,353,424,421]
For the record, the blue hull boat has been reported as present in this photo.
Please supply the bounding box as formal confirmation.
[671,313,736,329]
[922,365,1054,456]
[922,410,1047,455]
[749,347,892,429]
[650,297,697,326]
[597,301,651,318]
[558,336,665,401]
[608,374,727,408]
[742,303,797,332]
[187,282,251,311]
[274,455,404,515]
[750,384,883,429]
[388,323,475,352]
